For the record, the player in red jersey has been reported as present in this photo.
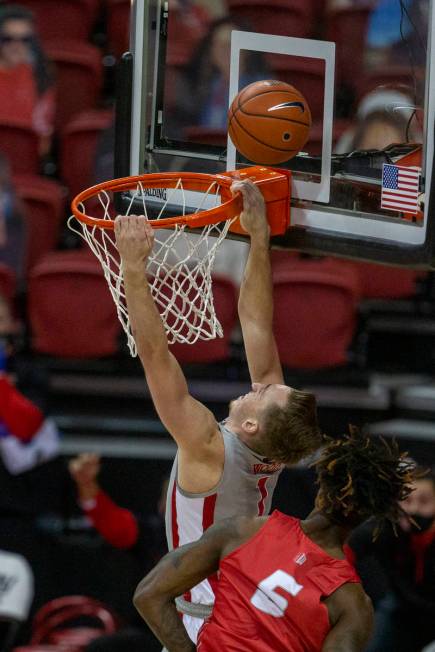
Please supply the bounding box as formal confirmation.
[133,428,416,652]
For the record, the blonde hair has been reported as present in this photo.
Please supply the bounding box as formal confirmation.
[261,389,321,464]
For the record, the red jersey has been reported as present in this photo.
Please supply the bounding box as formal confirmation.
[197,510,360,652]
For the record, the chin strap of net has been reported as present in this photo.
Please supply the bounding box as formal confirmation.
[68,178,237,356]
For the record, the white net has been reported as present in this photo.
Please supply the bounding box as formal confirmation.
[68,178,237,356]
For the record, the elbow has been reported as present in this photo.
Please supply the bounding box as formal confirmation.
[133,577,155,616]
[133,575,167,621]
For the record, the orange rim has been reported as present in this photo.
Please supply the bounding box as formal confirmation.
[71,171,244,230]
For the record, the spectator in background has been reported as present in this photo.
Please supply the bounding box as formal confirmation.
[69,453,167,566]
[334,88,422,153]
[69,453,167,652]
[0,152,27,285]
[0,4,55,155]
[0,290,16,352]
[0,291,59,476]
[170,16,270,135]
[347,467,435,652]
[0,549,34,651]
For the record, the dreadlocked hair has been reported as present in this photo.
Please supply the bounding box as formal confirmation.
[313,425,417,537]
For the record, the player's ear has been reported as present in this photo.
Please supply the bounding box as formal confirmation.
[242,418,259,436]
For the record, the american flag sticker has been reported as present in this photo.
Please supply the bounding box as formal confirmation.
[381,164,420,214]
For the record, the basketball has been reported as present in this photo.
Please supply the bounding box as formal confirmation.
[228,79,312,165]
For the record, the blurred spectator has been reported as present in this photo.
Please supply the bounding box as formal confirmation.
[69,453,167,564]
[335,88,421,153]
[170,16,270,134]
[0,294,59,475]
[347,467,435,652]
[0,287,50,412]
[69,453,167,652]
[0,4,55,154]
[0,288,17,350]
[0,549,34,651]
[0,152,27,284]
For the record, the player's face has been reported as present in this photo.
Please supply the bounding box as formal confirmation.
[229,383,291,422]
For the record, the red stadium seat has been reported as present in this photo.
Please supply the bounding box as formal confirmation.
[272,259,361,369]
[0,120,40,175]
[13,174,65,274]
[45,40,104,129]
[325,5,372,89]
[60,109,114,198]
[349,261,425,299]
[226,0,315,38]
[28,250,121,358]
[169,274,238,364]
[13,646,79,652]
[0,263,16,304]
[30,596,120,649]
[17,0,97,43]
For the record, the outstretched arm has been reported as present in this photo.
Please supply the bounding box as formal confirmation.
[115,216,219,453]
[322,583,374,652]
[69,454,139,549]
[133,516,257,652]
[234,180,284,384]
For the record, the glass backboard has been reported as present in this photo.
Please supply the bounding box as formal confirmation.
[115,0,435,268]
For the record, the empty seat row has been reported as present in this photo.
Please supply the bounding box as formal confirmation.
[0,250,426,368]
[3,109,111,203]
[15,0,128,56]
[24,252,421,367]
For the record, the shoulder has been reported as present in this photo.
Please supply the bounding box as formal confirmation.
[204,515,267,559]
[206,515,266,542]
[327,582,373,627]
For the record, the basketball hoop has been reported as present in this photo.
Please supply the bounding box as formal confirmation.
[69,166,291,356]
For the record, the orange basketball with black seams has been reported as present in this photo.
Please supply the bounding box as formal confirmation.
[228,79,312,165]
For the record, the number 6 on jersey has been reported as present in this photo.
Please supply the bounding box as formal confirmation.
[250,570,303,617]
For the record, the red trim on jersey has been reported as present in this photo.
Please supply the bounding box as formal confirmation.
[203,493,219,595]
[202,493,217,531]
[171,482,179,548]
[172,484,190,602]
[257,477,269,516]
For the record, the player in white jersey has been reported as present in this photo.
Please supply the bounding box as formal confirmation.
[115,179,322,644]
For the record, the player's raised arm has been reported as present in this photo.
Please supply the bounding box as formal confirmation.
[322,583,374,652]
[234,180,284,385]
[115,215,219,451]
[133,517,252,652]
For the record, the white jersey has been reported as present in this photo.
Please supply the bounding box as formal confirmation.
[165,420,283,638]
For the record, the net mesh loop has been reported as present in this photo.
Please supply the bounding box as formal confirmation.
[68,177,237,356]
